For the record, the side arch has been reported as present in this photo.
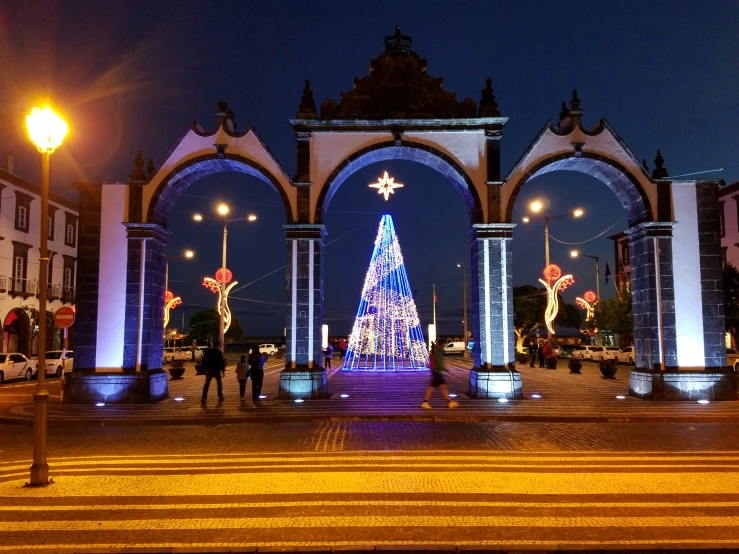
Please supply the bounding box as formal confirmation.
[314,141,484,225]
[503,152,655,226]
[146,153,295,226]
[3,308,31,356]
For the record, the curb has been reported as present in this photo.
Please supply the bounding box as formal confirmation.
[2,412,738,428]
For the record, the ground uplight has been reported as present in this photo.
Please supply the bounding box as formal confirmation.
[95,403,105,407]
[173,397,184,402]
[697,399,710,404]
[531,394,542,399]
[294,399,304,403]
[448,393,458,398]
[497,398,509,404]
[339,394,350,398]
[615,395,626,400]
[259,395,267,399]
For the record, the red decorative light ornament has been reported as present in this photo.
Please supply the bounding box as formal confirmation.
[215,268,233,284]
[164,290,174,304]
[584,290,597,303]
[543,264,562,282]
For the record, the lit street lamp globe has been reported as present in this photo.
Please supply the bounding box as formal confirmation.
[26,107,68,153]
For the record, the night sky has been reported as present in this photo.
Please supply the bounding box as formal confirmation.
[1,1,738,337]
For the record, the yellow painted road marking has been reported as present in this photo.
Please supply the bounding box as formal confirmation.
[2,471,739,497]
[5,515,739,531]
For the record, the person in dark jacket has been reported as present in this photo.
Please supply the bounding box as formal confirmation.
[537,339,546,368]
[247,346,265,401]
[421,342,459,410]
[201,341,226,404]
[235,355,248,402]
[324,343,334,369]
[527,341,538,368]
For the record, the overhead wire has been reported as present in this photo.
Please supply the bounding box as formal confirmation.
[548,220,621,245]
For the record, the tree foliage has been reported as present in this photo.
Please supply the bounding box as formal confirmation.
[555,301,581,330]
[593,284,633,335]
[513,285,546,352]
[724,264,739,339]
[188,309,244,344]
[21,305,58,341]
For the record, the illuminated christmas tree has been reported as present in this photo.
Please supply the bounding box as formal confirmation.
[343,214,429,371]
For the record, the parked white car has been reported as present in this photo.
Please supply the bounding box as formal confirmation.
[588,346,620,362]
[572,345,600,361]
[162,347,191,364]
[41,351,74,377]
[259,344,278,356]
[0,353,38,384]
[615,346,636,365]
[727,348,739,372]
[442,341,466,355]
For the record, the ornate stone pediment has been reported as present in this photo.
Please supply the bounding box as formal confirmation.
[319,27,479,120]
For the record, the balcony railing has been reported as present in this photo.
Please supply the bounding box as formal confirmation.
[10,279,36,298]
[61,286,75,304]
[1,277,74,303]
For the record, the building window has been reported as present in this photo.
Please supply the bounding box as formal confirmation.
[64,267,72,289]
[48,205,58,241]
[621,242,630,266]
[720,202,726,237]
[64,212,78,247]
[14,256,24,280]
[14,191,33,233]
[62,255,76,303]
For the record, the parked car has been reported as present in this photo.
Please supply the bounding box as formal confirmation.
[616,346,636,365]
[191,347,204,362]
[162,347,190,364]
[0,353,38,384]
[554,345,575,359]
[259,344,278,356]
[40,350,74,377]
[442,341,466,355]
[572,345,600,361]
[588,346,620,362]
[727,348,739,372]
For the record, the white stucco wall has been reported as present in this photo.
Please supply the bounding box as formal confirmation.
[95,184,128,370]
[671,182,706,369]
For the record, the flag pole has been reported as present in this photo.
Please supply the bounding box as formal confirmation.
[432,284,437,338]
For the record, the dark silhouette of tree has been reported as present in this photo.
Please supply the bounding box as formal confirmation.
[188,309,243,344]
[594,284,633,336]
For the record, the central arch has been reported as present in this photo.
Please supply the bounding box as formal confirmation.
[315,141,483,225]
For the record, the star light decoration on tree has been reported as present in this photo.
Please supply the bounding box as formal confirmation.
[163,290,182,328]
[343,214,429,371]
[369,171,404,201]
[202,268,238,333]
[576,290,597,322]
[538,264,575,335]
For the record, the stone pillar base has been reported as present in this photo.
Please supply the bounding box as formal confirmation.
[629,370,738,401]
[278,369,328,399]
[62,370,169,404]
[469,368,523,399]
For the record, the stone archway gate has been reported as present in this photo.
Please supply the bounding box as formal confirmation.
[65,28,731,404]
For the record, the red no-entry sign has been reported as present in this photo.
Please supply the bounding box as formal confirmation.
[54,307,76,329]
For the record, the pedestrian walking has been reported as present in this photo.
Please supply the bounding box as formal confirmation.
[191,342,197,362]
[421,342,459,410]
[527,340,538,368]
[201,340,226,404]
[537,339,546,368]
[235,355,249,402]
[324,342,334,369]
[247,346,265,400]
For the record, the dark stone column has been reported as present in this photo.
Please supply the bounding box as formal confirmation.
[695,182,727,369]
[627,222,677,371]
[72,181,102,371]
[121,223,169,373]
[468,223,522,399]
[294,130,311,224]
[280,224,327,399]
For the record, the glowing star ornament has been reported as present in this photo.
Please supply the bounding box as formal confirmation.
[538,264,574,335]
[203,269,238,333]
[163,290,182,328]
[369,171,404,201]
[343,214,428,371]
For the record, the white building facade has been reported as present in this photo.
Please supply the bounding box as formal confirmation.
[0,154,77,356]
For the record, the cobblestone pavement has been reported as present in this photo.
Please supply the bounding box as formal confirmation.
[2,358,738,427]
[3,421,739,551]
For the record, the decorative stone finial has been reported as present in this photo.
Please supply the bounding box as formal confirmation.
[569,89,581,111]
[384,26,413,55]
[215,100,236,131]
[642,159,649,172]
[478,77,500,117]
[558,101,570,122]
[129,150,146,181]
[146,158,156,177]
[652,149,669,179]
[297,78,317,119]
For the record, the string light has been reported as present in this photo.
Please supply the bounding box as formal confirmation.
[164,290,182,328]
[538,264,574,335]
[343,214,428,371]
[203,269,238,332]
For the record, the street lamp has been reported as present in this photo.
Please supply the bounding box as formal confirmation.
[165,249,195,293]
[570,249,601,344]
[25,106,68,487]
[194,207,257,351]
[457,263,468,358]
[522,199,584,268]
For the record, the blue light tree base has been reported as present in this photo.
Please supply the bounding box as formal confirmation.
[343,214,429,372]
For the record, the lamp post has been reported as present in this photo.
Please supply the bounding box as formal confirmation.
[25,106,68,487]
[165,249,194,293]
[570,250,601,344]
[457,263,468,358]
[194,207,257,351]
[522,200,584,340]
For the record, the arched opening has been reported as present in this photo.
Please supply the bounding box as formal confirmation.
[3,308,31,356]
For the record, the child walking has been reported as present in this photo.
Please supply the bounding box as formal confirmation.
[421,342,459,409]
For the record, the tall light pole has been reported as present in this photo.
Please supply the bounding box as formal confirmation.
[570,250,601,344]
[165,249,194,293]
[522,200,584,341]
[194,207,257,352]
[25,106,68,487]
[457,264,468,358]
